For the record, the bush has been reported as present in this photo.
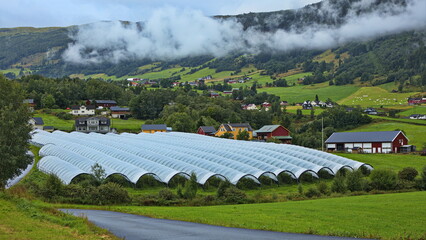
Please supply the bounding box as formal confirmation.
[316,182,330,195]
[39,174,63,201]
[217,180,231,198]
[420,165,426,190]
[370,169,397,190]
[223,187,247,204]
[182,173,198,200]
[331,174,347,193]
[158,188,175,201]
[92,182,130,205]
[56,112,73,120]
[398,167,418,181]
[346,170,364,192]
[305,187,321,198]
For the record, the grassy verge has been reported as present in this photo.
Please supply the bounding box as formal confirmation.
[53,192,426,240]
[0,193,119,240]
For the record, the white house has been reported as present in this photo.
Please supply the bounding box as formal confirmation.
[29,117,44,130]
[70,105,96,116]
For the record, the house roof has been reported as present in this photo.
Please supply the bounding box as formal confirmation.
[71,105,95,110]
[199,126,216,133]
[325,131,405,143]
[23,99,34,104]
[256,125,281,133]
[43,126,54,130]
[110,106,130,112]
[75,117,110,126]
[222,123,253,131]
[95,100,117,104]
[141,124,168,131]
[32,117,44,125]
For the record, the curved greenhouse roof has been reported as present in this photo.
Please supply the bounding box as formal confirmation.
[31,130,372,185]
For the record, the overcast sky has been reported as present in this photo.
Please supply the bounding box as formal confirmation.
[0,0,320,28]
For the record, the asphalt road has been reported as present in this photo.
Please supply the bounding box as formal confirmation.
[61,209,370,240]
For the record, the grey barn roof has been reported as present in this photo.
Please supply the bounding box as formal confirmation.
[33,117,44,125]
[142,124,167,131]
[199,126,216,133]
[110,106,130,111]
[325,131,404,143]
[256,125,281,133]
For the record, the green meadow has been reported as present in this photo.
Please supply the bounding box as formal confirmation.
[55,192,426,240]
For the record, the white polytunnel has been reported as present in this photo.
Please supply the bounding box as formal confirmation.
[31,130,373,185]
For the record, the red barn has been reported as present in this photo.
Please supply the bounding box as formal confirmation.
[256,125,292,144]
[325,131,409,153]
[197,126,216,136]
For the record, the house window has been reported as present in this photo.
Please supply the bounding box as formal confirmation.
[74,110,78,113]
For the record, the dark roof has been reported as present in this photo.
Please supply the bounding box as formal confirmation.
[141,124,167,131]
[32,117,44,125]
[256,125,281,133]
[110,106,130,111]
[23,99,34,104]
[71,105,95,110]
[222,123,253,131]
[75,117,110,126]
[95,100,117,104]
[43,126,54,130]
[199,126,216,133]
[325,131,405,143]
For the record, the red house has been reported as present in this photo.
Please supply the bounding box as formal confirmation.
[408,98,426,105]
[197,126,216,136]
[256,125,292,144]
[325,131,409,153]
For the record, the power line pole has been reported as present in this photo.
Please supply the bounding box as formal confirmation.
[322,116,324,151]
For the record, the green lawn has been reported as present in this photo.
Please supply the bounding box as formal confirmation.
[56,192,426,240]
[258,83,360,103]
[284,72,313,85]
[110,118,144,132]
[369,115,426,125]
[347,121,426,148]
[336,153,426,172]
[0,194,118,240]
[33,113,75,131]
[399,106,426,117]
[337,86,418,107]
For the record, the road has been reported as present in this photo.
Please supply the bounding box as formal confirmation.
[61,209,371,240]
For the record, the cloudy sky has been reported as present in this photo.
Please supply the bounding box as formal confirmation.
[0,0,319,28]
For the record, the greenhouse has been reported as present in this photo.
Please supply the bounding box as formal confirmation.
[31,130,373,185]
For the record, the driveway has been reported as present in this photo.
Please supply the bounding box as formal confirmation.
[61,209,371,240]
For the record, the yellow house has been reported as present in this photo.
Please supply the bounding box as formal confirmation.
[215,123,253,140]
[141,124,170,133]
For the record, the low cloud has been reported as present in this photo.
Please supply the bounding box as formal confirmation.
[63,0,426,64]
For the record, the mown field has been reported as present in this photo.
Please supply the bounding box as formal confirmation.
[0,193,118,240]
[55,192,426,240]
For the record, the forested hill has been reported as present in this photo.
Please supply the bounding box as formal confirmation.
[0,0,425,89]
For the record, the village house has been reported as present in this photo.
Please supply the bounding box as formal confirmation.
[408,97,426,105]
[325,130,409,153]
[23,99,36,112]
[110,106,130,119]
[75,117,110,133]
[409,114,426,120]
[363,107,378,115]
[242,104,258,110]
[43,126,55,132]
[70,105,96,116]
[280,101,289,106]
[141,124,172,133]
[210,92,219,98]
[215,123,253,140]
[93,100,117,108]
[197,126,216,136]
[255,125,292,144]
[29,117,44,130]
[302,100,313,110]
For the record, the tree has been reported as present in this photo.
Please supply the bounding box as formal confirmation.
[236,130,250,140]
[41,93,56,108]
[91,163,106,184]
[0,75,32,189]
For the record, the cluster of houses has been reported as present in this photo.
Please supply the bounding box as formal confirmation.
[242,101,288,111]
[302,100,334,110]
[69,100,131,119]
[126,78,158,87]
[408,97,426,105]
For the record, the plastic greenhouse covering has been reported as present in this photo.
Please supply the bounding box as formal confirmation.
[31,130,373,185]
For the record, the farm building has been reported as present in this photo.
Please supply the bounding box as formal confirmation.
[215,123,253,140]
[110,106,130,119]
[75,117,110,133]
[29,117,44,130]
[325,131,409,153]
[197,126,216,136]
[31,130,372,185]
[255,125,292,144]
[141,124,171,133]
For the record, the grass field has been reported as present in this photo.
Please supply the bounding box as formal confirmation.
[347,121,426,148]
[258,83,360,103]
[55,192,426,240]
[399,105,426,117]
[0,194,118,240]
[337,87,418,107]
[337,153,426,172]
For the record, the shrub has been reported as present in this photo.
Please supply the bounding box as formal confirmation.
[331,174,347,193]
[92,182,130,205]
[217,180,231,198]
[370,169,397,190]
[420,165,426,190]
[56,112,73,120]
[305,187,321,198]
[398,167,418,181]
[316,182,330,195]
[182,173,198,200]
[346,170,364,192]
[223,187,247,204]
[158,188,175,201]
[40,174,63,201]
